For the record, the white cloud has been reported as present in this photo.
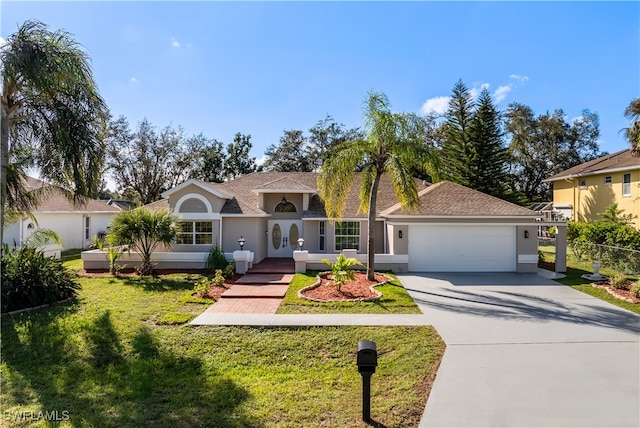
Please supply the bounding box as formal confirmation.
[420,96,450,115]
[509,74,529,83]
[493,85,512,103]
[170,37,180,48]
[469,83,490,100]
[0,37,5,47]
[129,77,139,85]
[255,154,267,167]
[571,115,585,124]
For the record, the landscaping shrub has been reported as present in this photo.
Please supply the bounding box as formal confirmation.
[1,245,80,313]
[609,274,628,290]
[630,282,640,298]
[206,245,228,271]
[223,262,235,279]
[212,269,225,286]
[320,254,362,291]
[193,278,211,298]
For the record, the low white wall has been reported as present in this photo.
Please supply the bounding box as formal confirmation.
[305,253,409,273]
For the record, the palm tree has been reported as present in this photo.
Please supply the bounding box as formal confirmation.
[624,98,640,155]
[1,20,108,244]
[108,208,181,275]
[318,91,440,280]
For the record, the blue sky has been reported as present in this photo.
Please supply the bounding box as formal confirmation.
[2,1,639,167]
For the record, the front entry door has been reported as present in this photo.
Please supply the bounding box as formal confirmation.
[268,220,302,258]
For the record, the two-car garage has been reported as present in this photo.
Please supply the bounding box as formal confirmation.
[407,225,517,272]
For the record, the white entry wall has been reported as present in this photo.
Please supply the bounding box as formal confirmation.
[408,225,516,272]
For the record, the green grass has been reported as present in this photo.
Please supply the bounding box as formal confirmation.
[277,271,422,314]
[554,266,640,315]
[61,248,84,271]
[1,274,444,427]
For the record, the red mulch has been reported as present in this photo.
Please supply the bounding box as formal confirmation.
[592,280,640,304]
[194,274,241,300]
[301,271,389,301]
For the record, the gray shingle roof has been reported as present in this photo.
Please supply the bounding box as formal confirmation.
[25,177,121,213]
[382,181,538,217]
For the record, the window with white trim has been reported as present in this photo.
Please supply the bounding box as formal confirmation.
[604,176,612,186]
[318,221,325,252]
[84,216,91,240]
[623,173,631,197]
[335,221,360,251]
[177,221,213,244]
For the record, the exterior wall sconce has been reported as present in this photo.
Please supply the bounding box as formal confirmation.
[238,235,246,249]
[297,237,304,250]
[398,230,403,239]
[524,230,529,239]
[27,223,35,230]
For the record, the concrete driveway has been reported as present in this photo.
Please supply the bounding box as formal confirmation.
[398,272,640,428]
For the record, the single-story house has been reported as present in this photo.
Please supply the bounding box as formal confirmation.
[544,148,640,227]
[3,177,121,252]
[82,172,567,273]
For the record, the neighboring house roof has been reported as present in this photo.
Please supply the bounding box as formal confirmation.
[106,199,136,210]
[143,198,170,211]
[382,181,539,217]
[24,177,121,213]
[544,149,640,182]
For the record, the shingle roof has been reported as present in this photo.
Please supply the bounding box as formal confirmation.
[143,198,170,211]
[544,149,640,182]
[145,172,535,218]
[382,181,538,217]
[24,177,121,213]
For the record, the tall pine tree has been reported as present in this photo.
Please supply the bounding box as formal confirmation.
[441,80,513,200]
[441,80,475,186]
[467,88,511,199]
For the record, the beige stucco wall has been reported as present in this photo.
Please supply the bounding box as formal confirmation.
[221,217,268,263]
[168,184,228,213]
[388,224,409,255]
[552,171,640,227]
[516,225,538,273]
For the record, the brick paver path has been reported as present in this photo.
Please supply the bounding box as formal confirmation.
[206,272,292,314]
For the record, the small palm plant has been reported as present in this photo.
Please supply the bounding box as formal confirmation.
[108,208,180,276]
[320,253,363,291]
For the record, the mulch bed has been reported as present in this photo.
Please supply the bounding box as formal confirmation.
[194,274,241,300]
[299,271,391,302]
[592,280,640,304]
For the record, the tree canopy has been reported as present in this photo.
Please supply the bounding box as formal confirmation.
[1,20,108,238]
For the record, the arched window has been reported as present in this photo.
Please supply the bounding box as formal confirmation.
[178,198,208,213]
[274,201,297,213]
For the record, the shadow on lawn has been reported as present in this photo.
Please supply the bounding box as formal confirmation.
[1,309,261,427]
[107,275,199,292]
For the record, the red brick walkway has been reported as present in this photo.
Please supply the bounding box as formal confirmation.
[206,272,293,314]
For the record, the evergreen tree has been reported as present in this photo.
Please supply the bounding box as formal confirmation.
[467,88,511,199]
[440,79,475,186]
[262,130,313,172]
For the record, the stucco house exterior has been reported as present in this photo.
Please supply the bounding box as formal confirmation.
[3,177,121,252]
[82,172,567,273]
[544,149,640,227]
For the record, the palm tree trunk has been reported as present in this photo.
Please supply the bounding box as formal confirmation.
[367,172,382,281]
[1,104,9,250]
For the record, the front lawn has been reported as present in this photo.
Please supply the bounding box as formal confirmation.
[1,274,444,427]
[555,266,640,315]
[277,271,423,314]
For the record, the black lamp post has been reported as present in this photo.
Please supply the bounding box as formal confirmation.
[238,235,245,250]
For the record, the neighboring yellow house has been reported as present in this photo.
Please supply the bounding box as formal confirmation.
[544,149,640,227]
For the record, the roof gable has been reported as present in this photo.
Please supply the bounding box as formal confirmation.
[23,177,121,213]
[161,179,234,199]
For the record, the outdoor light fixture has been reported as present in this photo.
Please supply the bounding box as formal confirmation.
[297,237,304,250]
[281,194,287,204]
[356,340,378,423]
[399,230,403,239]
[238,235,246,250]
[524,230,529,239]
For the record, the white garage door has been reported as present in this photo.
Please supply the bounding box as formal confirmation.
[408,225,516,272]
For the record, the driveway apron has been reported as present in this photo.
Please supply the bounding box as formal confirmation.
[399,272,640,428]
